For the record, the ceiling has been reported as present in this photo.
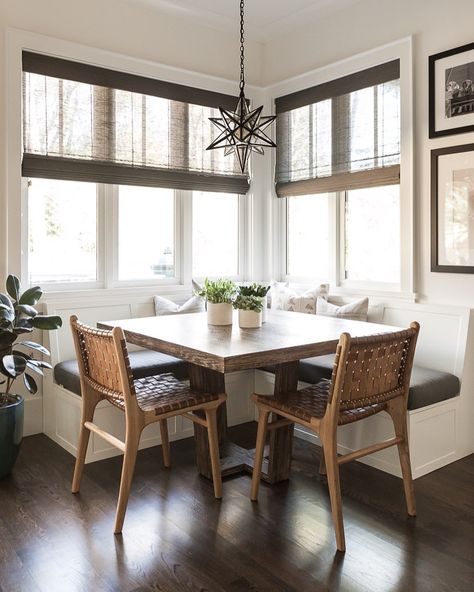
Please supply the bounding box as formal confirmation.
[132,0,362,42]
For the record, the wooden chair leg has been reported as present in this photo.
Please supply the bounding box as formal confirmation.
[205,407,222,499]
[319,446,327,475]
[387,399,416,516]
[72,393,100,493]
[114,428,142,534]
[250,407,270,501]
[160,419,171,468]
[321,427,346,552]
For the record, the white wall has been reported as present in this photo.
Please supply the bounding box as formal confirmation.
[262,0,474,306]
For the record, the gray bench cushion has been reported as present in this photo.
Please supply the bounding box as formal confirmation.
[262,354,460,411]
[54,350,188,396]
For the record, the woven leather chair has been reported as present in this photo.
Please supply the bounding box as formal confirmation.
[70,315,226,533]
[251,322,420,552]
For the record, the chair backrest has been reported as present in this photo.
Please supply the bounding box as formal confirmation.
[70,315,136,409]
[328,322,420,413]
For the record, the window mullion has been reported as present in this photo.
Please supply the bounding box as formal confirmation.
[180,189,192,286]
[103,183,117,287]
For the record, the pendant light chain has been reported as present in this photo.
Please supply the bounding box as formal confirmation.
[239,0,245,95]
[206,0,276,173]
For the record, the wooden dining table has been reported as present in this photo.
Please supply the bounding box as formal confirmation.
[99,310,397,484]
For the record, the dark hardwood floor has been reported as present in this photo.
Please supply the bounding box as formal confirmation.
[0,424,472,592]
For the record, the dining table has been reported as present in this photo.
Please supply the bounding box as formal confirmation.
[99,309,398,484]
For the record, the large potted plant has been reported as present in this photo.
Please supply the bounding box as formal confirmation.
[0,275,62,478]
[238,283,270,323]
[196,278,237,325]
[233,293,264,328]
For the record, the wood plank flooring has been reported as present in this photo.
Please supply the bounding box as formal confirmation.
[0,424,472,592]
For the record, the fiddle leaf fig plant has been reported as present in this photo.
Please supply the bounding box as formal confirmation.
[0,275,62,406]
[195,278,237,304]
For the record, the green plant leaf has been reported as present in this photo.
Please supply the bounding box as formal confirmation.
[2,354,27,378]
[6,275,20,302]
[19,286,43,306]
[0,305,14,322]
[0,332,16,348]
[0,293,13,310]
[23,373,38,395]
[15,304,38,318]
[28,359,52,369]
[12,349,31,360]
[20,341,50,356]
[13,318,34,334]
[13,326,34,335]
[30,315,63,330]
[26,360,44,376]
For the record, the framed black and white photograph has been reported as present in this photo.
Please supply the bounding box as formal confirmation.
[429,42,474,138]
[431,144,474,273]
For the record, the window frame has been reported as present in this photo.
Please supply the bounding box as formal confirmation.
[272,38,414,298]
[22,179,247,291]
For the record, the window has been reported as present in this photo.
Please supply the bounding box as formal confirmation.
[21,51,249,290]
[118,186,175,281]
[25,179,246,288]
[287,194,330,278]
[193,192,240,278]
[278,54,407,291]
[344,185,400,283]
[28,178,98,284]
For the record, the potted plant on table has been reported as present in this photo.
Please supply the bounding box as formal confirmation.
[238,283,270,323]
[233,293,264,328]
[0,275,62,479]
[196,278,237,326]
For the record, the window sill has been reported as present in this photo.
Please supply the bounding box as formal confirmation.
[41,283,194,304]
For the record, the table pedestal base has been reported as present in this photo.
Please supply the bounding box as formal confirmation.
[189,362,298,485]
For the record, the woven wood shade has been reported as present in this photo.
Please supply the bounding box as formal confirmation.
[22,52,249,194]
[275,60,400,197]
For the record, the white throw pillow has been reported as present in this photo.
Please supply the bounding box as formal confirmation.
[270,281,329,314]
[154,294,205,316]
[316,297,369,321]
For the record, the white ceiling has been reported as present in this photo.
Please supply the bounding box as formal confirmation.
[132,0,362,42]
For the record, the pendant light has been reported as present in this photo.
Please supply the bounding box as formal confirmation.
[206,0,276,174]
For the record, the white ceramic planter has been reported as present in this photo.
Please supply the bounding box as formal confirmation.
[207,302,233,326]
[238,309,262,328]
[258,295,268,323]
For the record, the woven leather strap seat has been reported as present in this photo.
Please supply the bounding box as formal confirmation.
[254,379,387,426]
[126,374,218,415]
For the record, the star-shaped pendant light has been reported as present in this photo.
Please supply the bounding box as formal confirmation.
[206,0,276,174]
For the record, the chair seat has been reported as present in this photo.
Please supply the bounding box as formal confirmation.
[105,373,219,415]
[255,379,387,426]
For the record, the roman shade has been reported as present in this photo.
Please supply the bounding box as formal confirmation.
[275,60,400,197]
[22,51,249,194]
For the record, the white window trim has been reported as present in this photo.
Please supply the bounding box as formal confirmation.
[8,29,253,295]
[268,37,415,299]
[22,180,248,291]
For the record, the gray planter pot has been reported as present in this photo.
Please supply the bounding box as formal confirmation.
[0,394,24,479]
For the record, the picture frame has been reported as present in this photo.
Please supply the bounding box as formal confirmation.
[431,143,474,273]
[429,42,474,138]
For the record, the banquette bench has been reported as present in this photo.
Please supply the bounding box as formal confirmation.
[42,292,473,478]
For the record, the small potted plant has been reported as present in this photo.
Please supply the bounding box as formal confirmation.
[238,283,270,323]
[233,293,264,328]
[0,275,62,479]
[196,278,237,326]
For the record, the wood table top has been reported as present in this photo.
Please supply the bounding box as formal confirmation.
[99,310,401,373]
